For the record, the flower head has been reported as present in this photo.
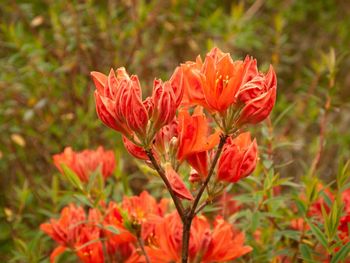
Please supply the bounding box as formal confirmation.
[217,132,258,183]
[53,146,115,182]
[145,212,251,262]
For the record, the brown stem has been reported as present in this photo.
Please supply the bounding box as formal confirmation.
[190,134,228,216]
[181,134,228,263]
[137,235,150,263]
[145,150,185,220]
[181,214,192,263]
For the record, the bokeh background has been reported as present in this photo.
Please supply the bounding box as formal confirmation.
[1,0,350,261]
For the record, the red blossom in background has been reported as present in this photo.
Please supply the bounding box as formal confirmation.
[53,146,115,182]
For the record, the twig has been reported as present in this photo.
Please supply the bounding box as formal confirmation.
[145,150,185,220]
[190,134,228,217]
[194,200,209,215]
[137,236,150,263]
[181,133,228,263]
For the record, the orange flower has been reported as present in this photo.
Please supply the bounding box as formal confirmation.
[217,132,258,183]
[181,48,244,113]
[181,47,277,130]
[75,225,104,263]
[202,217,252,262]
[53,146,115,182]
[177,107,220,176]
[151,79,177,131]
[40,205,104,263]
[91,68,135,136]
[102,202,140,261]
[121,191,169,240]
[40,204,85,249]
[236,59,277,125]
[145,212,251,263]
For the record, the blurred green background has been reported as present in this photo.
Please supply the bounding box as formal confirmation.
[1,0,350,261]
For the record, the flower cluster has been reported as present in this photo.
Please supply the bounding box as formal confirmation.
[53,146,115,182]
[41,191,251,263]
[42,47,277,262]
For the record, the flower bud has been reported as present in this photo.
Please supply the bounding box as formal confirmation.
[236,65,277,125]
[121,76,149,137]
[151,79,177,131]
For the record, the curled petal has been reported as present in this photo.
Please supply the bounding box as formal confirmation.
[122,136,148,160]
[165,164,193,200]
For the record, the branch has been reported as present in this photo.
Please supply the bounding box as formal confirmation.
[190,134,228,217]
[145,150,185,220]
[137,235,150,263]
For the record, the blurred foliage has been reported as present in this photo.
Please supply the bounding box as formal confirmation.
[1,0,350,261]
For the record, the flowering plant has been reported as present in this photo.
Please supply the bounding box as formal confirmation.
[40,48,350,262]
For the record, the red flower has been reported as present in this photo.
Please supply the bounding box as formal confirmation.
[145,212,251,262]
[53,146,115,182]
[122,191,168,240]
[236,59,277,125]
[92,67,183,143]
[102,202,138,260]
[91,68,134,136]
[181,48,244,113]
[202,217,252,262]
[180,47,277,130]
[177,107,220,177]
[217,132,258,183]
[40,205,104,263]
[151,79,177,131]
[40,204,85,248]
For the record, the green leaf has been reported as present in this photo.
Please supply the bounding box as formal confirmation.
[300,244,315,262]
[103,225,120,235]
[330,241,350,263]
[305,218,328,248]
[73,194,93,207]
[61,164,84,191]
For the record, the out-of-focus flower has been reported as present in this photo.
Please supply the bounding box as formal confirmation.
[165,164,194,200]
[53,146,115,182]
[40,204,85,260]
[216,192,242,218]
[177,107,220,177]
[217,132,258,183]
[75,225,104,263]
[40,205,105,263]
[122,191,168,223]
[146,212,251,263]
[41,203,141,263]
[101,202,140,261]
[122,191,168,240]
